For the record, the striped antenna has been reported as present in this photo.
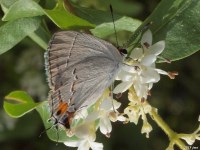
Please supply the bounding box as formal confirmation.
[109,4,119,47]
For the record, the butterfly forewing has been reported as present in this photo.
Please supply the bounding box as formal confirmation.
[45,31,122,128]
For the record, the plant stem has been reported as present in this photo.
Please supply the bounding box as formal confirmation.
[149,107,187,149]
[129,88,186,149]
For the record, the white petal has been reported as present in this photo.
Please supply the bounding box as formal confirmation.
[112,100,121,109]
[180,136,196,145]
[86,111,100,122]
[117,115,127,122]
[78,140,90,150]
[113,81,133,94]
[109,112,118,122]
[75,128,89,139]
[124,107,140,124]
[122,64,139,73]
[116,70,133,81]
[115,70,126,80]
[134,83,148,99]
[130,48,143,59]
[100,99,121,111]
[141,122,152,138]
[64,140,81,147]
[149,41,165,55]
[100,117,112,135]
[100,98,112,110]
[155,68,168,75]
[75,123,94,139]
[90,141,103,150]
[141,29,152,47]
[141,54,156,66]
[122,74,134,81]
[148,83,153,90]
[141,68,160,83]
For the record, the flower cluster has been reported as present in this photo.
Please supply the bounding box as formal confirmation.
[64,90,126,150]
[63,29,176,150]
[112,29,178,138]
[113,29,176,100]
[124,87,154,138]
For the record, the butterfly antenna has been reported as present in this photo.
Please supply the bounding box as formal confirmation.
[110,4,119,47]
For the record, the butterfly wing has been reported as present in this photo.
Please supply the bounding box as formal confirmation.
[45,31,122,127]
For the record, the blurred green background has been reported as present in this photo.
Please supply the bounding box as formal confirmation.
[0,0,200,149]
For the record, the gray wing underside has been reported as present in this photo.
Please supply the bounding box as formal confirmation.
[45,31,122,113]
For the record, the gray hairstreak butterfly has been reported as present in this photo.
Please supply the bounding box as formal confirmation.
[44,31,125,129]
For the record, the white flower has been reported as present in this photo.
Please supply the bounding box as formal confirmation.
[98,98,126,136]
[124,106,140,124]
[113,29,170,99]
[64,122,103,150]
[180,135,196,145]
[64,88,127,150]
[141,121,152,138]
[84,97,126,137]
[124,89,153,126]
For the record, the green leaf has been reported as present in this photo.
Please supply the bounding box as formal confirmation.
[28,25,51,50]
[0,0,18,13]
[0,17,41,55]
[2,0,44,21]
[44,0,95,29]
[4,91,41,118]
[36,101,78,142]
[74,5,119,25]
[91,16,141,38]
[74,5,141,39]
[128,0,200,61]
[98,0,143,16]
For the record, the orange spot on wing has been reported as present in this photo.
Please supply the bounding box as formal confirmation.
[57,102,68,115]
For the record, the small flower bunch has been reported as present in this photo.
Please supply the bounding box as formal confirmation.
[113,29,176,100]
[64,90,126,150]
[63,29,178,150]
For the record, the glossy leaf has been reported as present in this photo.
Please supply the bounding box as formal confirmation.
[100,0,143,16]
[0,17,41,55]
[128,0,200,61]
[75,5,127,25]
[91,16,141,38]
[4,91,41,118]
[75,5,141,39]
[0,0,18,13]
[2,0,44,21]
[28,25,51,50]
[44,0,95,29]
